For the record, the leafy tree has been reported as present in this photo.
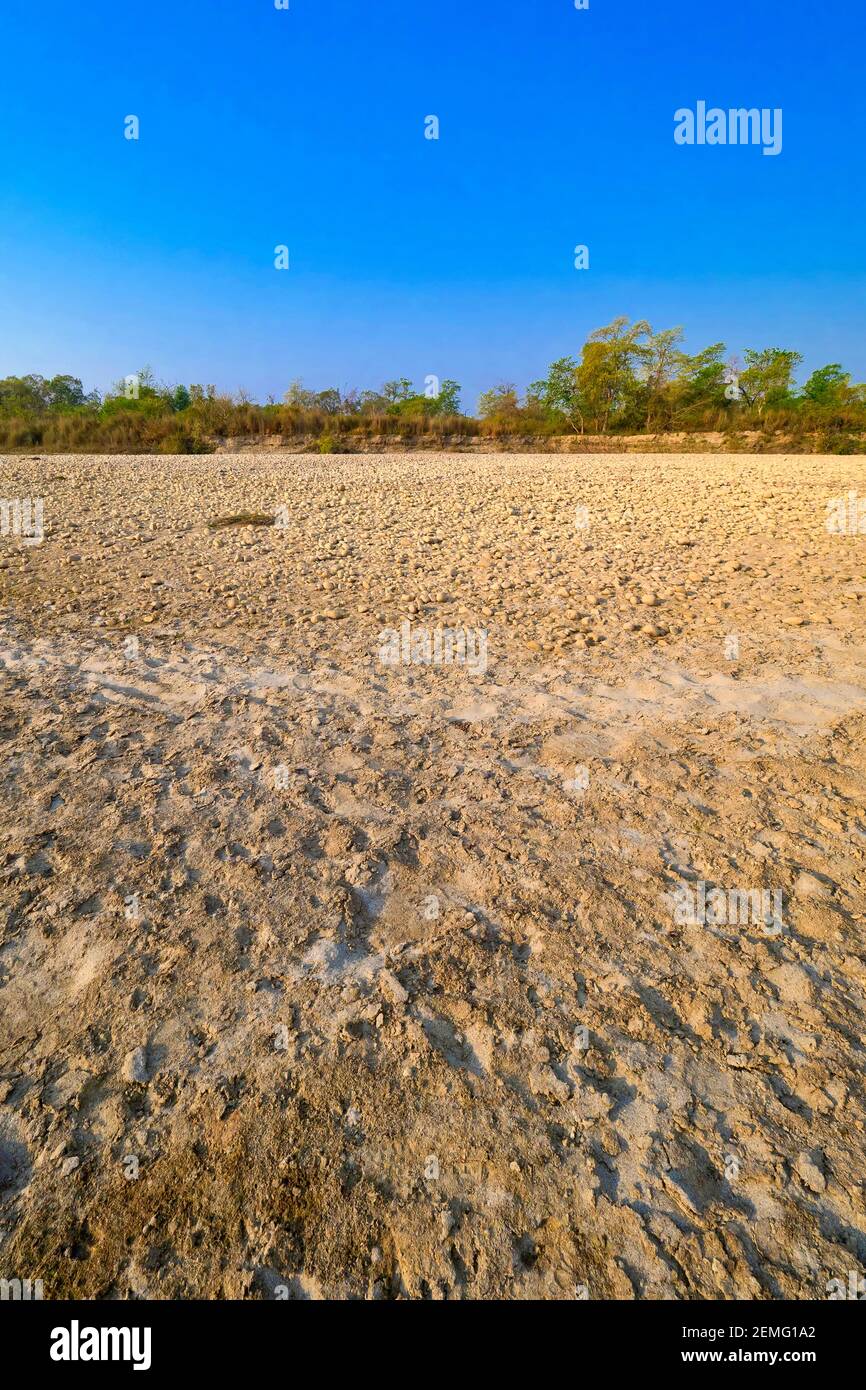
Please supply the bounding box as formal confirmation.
[358,388,390,414]
[99,366,172,418]
[283,380,317,409]
[433,379,462,415]
[478,383,520,419]
[283,381,343,413]
[575,317,651,431]
[801,363,850,407]
[0,375,49,414]
[528,356,582,431]
[313,388,342,415]
[382,379,414,406]
[45,375,95,410]
[738,347,803,413]
[641,327,684,428]
[668,342,728,418]
[366,378,463,418]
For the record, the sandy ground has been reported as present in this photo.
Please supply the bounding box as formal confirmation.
[1,450,865,1301]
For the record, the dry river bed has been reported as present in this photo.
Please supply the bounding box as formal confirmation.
[0,451,864,1300]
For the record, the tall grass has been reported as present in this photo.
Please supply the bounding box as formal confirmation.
[2,394,865,454]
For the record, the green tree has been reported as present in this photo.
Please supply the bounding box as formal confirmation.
[382,379,414,407]
[738,348,803,413]
[313,388,342,414]
[372,378,463,418]
[45,375,93,410]
[433,379,462,415]
[0,375,49,414]
[99,367,166,417]
[641,326,684,428]
[575,317,651,431]
[801,363,850,407]
[669,342,728,416]
[528,356,582,431]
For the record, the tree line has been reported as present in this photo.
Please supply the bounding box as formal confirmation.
[1,317,863,452]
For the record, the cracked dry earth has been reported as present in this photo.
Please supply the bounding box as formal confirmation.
[1,450,865,1301]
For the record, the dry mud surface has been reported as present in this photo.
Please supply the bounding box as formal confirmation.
[1,450,865,1301]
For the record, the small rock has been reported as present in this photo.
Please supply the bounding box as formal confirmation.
[123,1047,148,1084]
[379,969,408,1005]
[794,1150,826,1194]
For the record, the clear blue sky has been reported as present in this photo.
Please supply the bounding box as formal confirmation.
[1,0,864,409]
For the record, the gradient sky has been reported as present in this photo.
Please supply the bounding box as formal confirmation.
[1,0,864,409]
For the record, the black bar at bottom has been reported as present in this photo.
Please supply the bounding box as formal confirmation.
[5,1296,860,1376]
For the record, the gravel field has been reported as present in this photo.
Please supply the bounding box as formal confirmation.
[1,450,865,1300]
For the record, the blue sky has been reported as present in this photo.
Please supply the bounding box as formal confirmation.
[1,0,863,409]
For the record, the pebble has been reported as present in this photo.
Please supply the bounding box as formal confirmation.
[122,1047,149,1084]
